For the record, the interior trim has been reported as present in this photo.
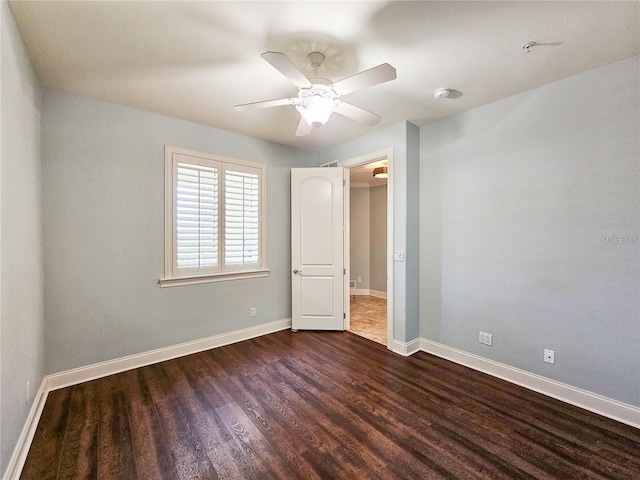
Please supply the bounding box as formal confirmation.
[420,338,640,429]
[3,379,49,480]
[391,338,421,357]
[4,318,292,480]
[337,146,394,352]
[47,318,291,391]
[159,269,270,287]
[6,326,637,480]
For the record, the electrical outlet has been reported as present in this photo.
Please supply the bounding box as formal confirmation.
[357,276,362,283]
[479,331,492,346]
[544,349,555,364]
[25,381,31,404]
[250,307,256,317]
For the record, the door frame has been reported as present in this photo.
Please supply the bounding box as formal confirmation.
[338,147,394,350]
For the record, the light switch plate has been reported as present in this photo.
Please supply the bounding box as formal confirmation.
[394,251,404,261]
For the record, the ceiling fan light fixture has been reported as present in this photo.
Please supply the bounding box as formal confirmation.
[373,166,388,179]
[296,84,336,127]
[296,98,334,127]
[235,51,397,136]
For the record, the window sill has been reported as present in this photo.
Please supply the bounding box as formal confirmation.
[159,269,270,288]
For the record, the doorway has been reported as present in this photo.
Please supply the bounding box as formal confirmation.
[347,161,387,345]
[338,148,394,349]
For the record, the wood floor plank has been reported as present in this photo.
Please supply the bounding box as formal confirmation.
[257,365,343,453]
[55,381,99,479]
[20,388,72,480]
[20,330,640,480]
[216,401,296,479]
[270,357,447,478]
[221,372,310,462]
[96,374,138,480]
[165,357,252,479]
[277,353,510,480]
[178,353,236,409]
[119,368,180,480]
[141,363,218,480]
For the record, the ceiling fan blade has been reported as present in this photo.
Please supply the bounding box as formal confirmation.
[331,63,397,96]
[295,117,313,137]
[262,51,312,89]
[234,97,294,111]
[334,102,381,126]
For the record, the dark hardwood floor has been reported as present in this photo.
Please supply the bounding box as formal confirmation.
[21,330,640,479]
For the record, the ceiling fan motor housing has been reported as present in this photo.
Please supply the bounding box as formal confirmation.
[307,52,326,68]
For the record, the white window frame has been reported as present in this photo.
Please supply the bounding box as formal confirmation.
[160,145,268,287]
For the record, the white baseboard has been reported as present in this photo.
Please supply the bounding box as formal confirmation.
[369,289,387,299]
[350,288,369,296]
[419,338,640,429]
[3,378,49,480]
[391,338,421,357]
[4,318,291,480]
[350,288,387,299]
[48,318,292,391]
[5,323,637,480]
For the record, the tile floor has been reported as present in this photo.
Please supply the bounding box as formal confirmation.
[349,295,387,345]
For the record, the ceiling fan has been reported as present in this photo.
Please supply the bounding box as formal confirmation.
[234,51,397,136]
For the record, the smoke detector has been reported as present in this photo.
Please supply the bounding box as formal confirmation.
[434,88,451,100]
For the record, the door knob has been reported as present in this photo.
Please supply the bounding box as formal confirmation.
[293,269,302,275]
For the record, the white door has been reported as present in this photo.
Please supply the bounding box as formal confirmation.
[291,167,346,330]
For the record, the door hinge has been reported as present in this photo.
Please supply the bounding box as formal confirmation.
[343,268,346,275]
[343,313,346,319]
[343,179,346,186]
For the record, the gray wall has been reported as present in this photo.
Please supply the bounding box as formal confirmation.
[419,56,640,406]
[350,184,387,294]
[319,121,418,343]
[369,184,387,293]
[41,89,316,374]
[405,123,420,340]
[350,187,370,289]
[0,1,45,474]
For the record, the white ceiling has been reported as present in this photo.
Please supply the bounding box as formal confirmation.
[9,1,639,152]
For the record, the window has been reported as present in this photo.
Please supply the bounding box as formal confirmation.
[160,146,267,287]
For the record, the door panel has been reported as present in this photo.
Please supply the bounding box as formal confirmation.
[301,277,334,316]
[291,168,345,330]
[301,177,335,265]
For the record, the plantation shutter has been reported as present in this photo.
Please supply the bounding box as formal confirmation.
[224,165,261,269]
[175,159,219,271]
[163,146,266,285]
